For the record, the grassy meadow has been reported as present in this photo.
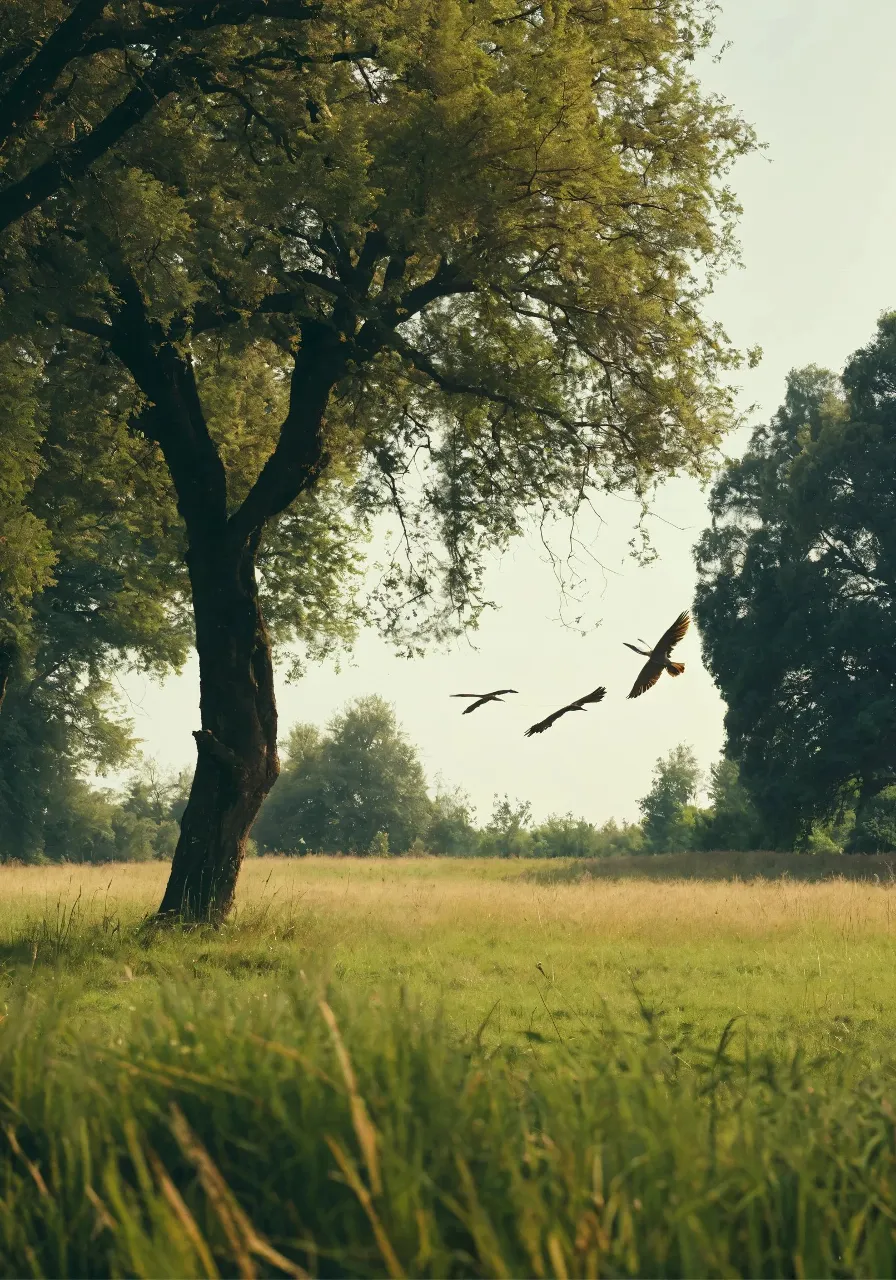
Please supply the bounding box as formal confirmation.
[3,854,896,1276]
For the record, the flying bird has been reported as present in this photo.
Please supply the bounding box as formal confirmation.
[451,689,519,715]
[524,687,606,736]
[624,610,690,699]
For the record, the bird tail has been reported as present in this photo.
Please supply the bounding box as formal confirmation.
[666,661,685,677]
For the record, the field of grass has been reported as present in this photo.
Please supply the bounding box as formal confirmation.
[3,855,896,1276]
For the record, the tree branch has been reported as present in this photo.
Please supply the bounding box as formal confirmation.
[72,2,324,58]
[0,60,181,232]
[0,1,327,230]
[193,728,246,776]
[0,0,107,148]
[227,321,345,543]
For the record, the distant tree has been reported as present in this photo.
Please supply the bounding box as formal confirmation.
[115,764,193,860]
[254,697,431,855]
[694,759,767,852]
[531,814,601,859]
[426,784,478,856]
[0,670,133,863]
[479,796,533,858]
[695,317,896,847]
[639,744,702,854]
[589,819,646,858]
[7,0,756,920]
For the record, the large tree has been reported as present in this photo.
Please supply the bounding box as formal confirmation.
[694,317,896,846]
[7,0,755,920]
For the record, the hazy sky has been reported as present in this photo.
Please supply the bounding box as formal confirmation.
[116,0,896,826]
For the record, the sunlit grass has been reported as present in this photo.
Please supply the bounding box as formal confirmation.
[3,856,896,1275]
[3,855,896,1063]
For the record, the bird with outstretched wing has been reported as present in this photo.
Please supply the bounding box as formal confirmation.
[451,689,519,715]
[624,610,690,699]
[524,687,606,737]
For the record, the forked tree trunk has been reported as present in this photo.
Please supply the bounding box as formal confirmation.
[157,531,279,923]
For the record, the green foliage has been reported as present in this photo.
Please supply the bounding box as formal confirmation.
[694,758,767,852]
[368,829,390,857]
[695,316,896,845]
[113,765,192,861]
[6,969,896,1276]
[639,744,702,853]
[0,340,55,656]
[254,696,431,854]
[849,786,896,854]
[478,795,534,858]
[0,673,134,863]
[4,0,756,642]
[426,784,479,855]
[531,813,645,858]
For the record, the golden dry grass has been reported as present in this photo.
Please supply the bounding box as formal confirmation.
[5,852,896,942]
[2,856,895,1063]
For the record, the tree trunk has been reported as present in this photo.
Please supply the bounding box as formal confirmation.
[0,643,13,715]
[157,531,279,923]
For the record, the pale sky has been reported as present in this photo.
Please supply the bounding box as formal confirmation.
[116,0,896,826]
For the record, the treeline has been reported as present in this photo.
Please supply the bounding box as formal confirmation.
[3,691,888,865]
[0,693,785,863]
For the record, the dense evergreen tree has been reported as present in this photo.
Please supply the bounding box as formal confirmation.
[694,317,896,846]
[4,0,756,918]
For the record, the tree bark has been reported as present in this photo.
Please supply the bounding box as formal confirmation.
[89,270,347,922]
[157,528,279,922]
[0,643,13,715]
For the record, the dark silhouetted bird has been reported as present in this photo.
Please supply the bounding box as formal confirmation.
[524,687,606,736]
[451,689,518,715]
[624,610,690,699]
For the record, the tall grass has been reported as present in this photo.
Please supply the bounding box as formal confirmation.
[2,978,896,1277]
[2,859,896,1276]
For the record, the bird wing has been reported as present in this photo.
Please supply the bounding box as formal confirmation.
[451,693,486,698]
[463,694,496,714]
[524,705,572,736]
[576,686,606,708]
[654,610,690,657]
[627,659,663,699]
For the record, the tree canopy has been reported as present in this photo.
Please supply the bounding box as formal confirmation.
[638,742,701,853]
[694,316,896,847]
[2,0,757,918]
[254,695,431,853]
